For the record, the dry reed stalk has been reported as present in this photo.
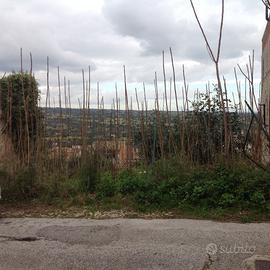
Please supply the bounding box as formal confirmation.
[112,97,117,167]
[87,66,91,109]
[232,92,236,111]
[135,88,147,163]
[20,49,30,165]
[64,77,68,111]
[101,96,105,139]
[110,99,116,173]
[46,57,50,109]
[249,51,258,110]
[143,82,148,123]
[97,82,100,152]
[135,88,140,111]
[180,85,186,154]
[87,66,91,146]
[85,80,88,115]
[169,48,179,115]
[30,53,44,170]
[44,56,50,163]
[7,81,12,139]
[154,72,164,159]
[206,83,212,163]
[238,52,258,112]
[142,82,149,158]
[180,73,190,159]
[182,65,189,112]
[140,102,147,164]
[44,56,51,170]
[170,47,184,155]
[29,53,40,160]
[163,51,175,155]
[67,80,71,137]
[18,110,24,162]
[100,95,106,164]
[123,66,131,167]
[115,83,120,166]
[130,95,135,162]
[234,67,243,113]
[152,96,157,162]
[168,77,177,155]
[244,78,248,127]
[161,92,164,112]
[162,51,169,120]
[77,97,83,163]
[63,76,68,169]
[169,78,172,112]
[57,66,63,166]
[81,69,87,164]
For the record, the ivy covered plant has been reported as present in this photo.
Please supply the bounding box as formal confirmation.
[0,73,42,157]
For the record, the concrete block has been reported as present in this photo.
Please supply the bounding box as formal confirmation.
[242,255,270,270]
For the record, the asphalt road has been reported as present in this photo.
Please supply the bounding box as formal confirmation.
[0,218,269,270]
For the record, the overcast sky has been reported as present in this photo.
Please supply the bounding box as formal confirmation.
[0,0,266,109]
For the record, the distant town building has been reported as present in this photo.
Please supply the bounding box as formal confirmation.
[49,139,139,168]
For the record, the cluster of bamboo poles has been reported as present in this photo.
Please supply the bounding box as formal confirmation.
[34,43,259,173]
[0,44,260,176]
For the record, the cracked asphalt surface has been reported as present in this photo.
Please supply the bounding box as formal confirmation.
[0,218,269,269]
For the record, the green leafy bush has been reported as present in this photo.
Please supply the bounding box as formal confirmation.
[3,155,270,216]
[219,193,236,208]
[250,191,266,205]
[96,173,117,198]
[2,166,40,200]
[118,169,149,195]
[78,159,99,192]
[95,161,270,212]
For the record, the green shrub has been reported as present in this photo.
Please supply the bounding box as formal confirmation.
[60,177,84,197]
[2,166,40,200]
[79,160,99,192]
[250,191,266,205]
[149,158,188,182]
[3,155,270,217]
[96,173,117,199]
[16,166,38,198]
[219,193,236,208]
[0,169,11,199]
[118,169,149,195]
[94,163,270,212]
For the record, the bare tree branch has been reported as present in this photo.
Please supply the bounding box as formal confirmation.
[189,0,215,62]
[216,0,225,62]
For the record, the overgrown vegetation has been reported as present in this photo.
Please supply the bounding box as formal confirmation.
[0,66,265,221]
[2,158,270,221]
[0,0,267,222]
[93,161,270,214]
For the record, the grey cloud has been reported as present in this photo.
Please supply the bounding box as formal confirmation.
[0,0,265,108]
[103,0,264,62]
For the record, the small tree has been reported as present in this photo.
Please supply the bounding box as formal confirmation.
[190,89,242,164]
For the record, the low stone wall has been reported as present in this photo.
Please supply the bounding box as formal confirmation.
[242,255,270,270]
